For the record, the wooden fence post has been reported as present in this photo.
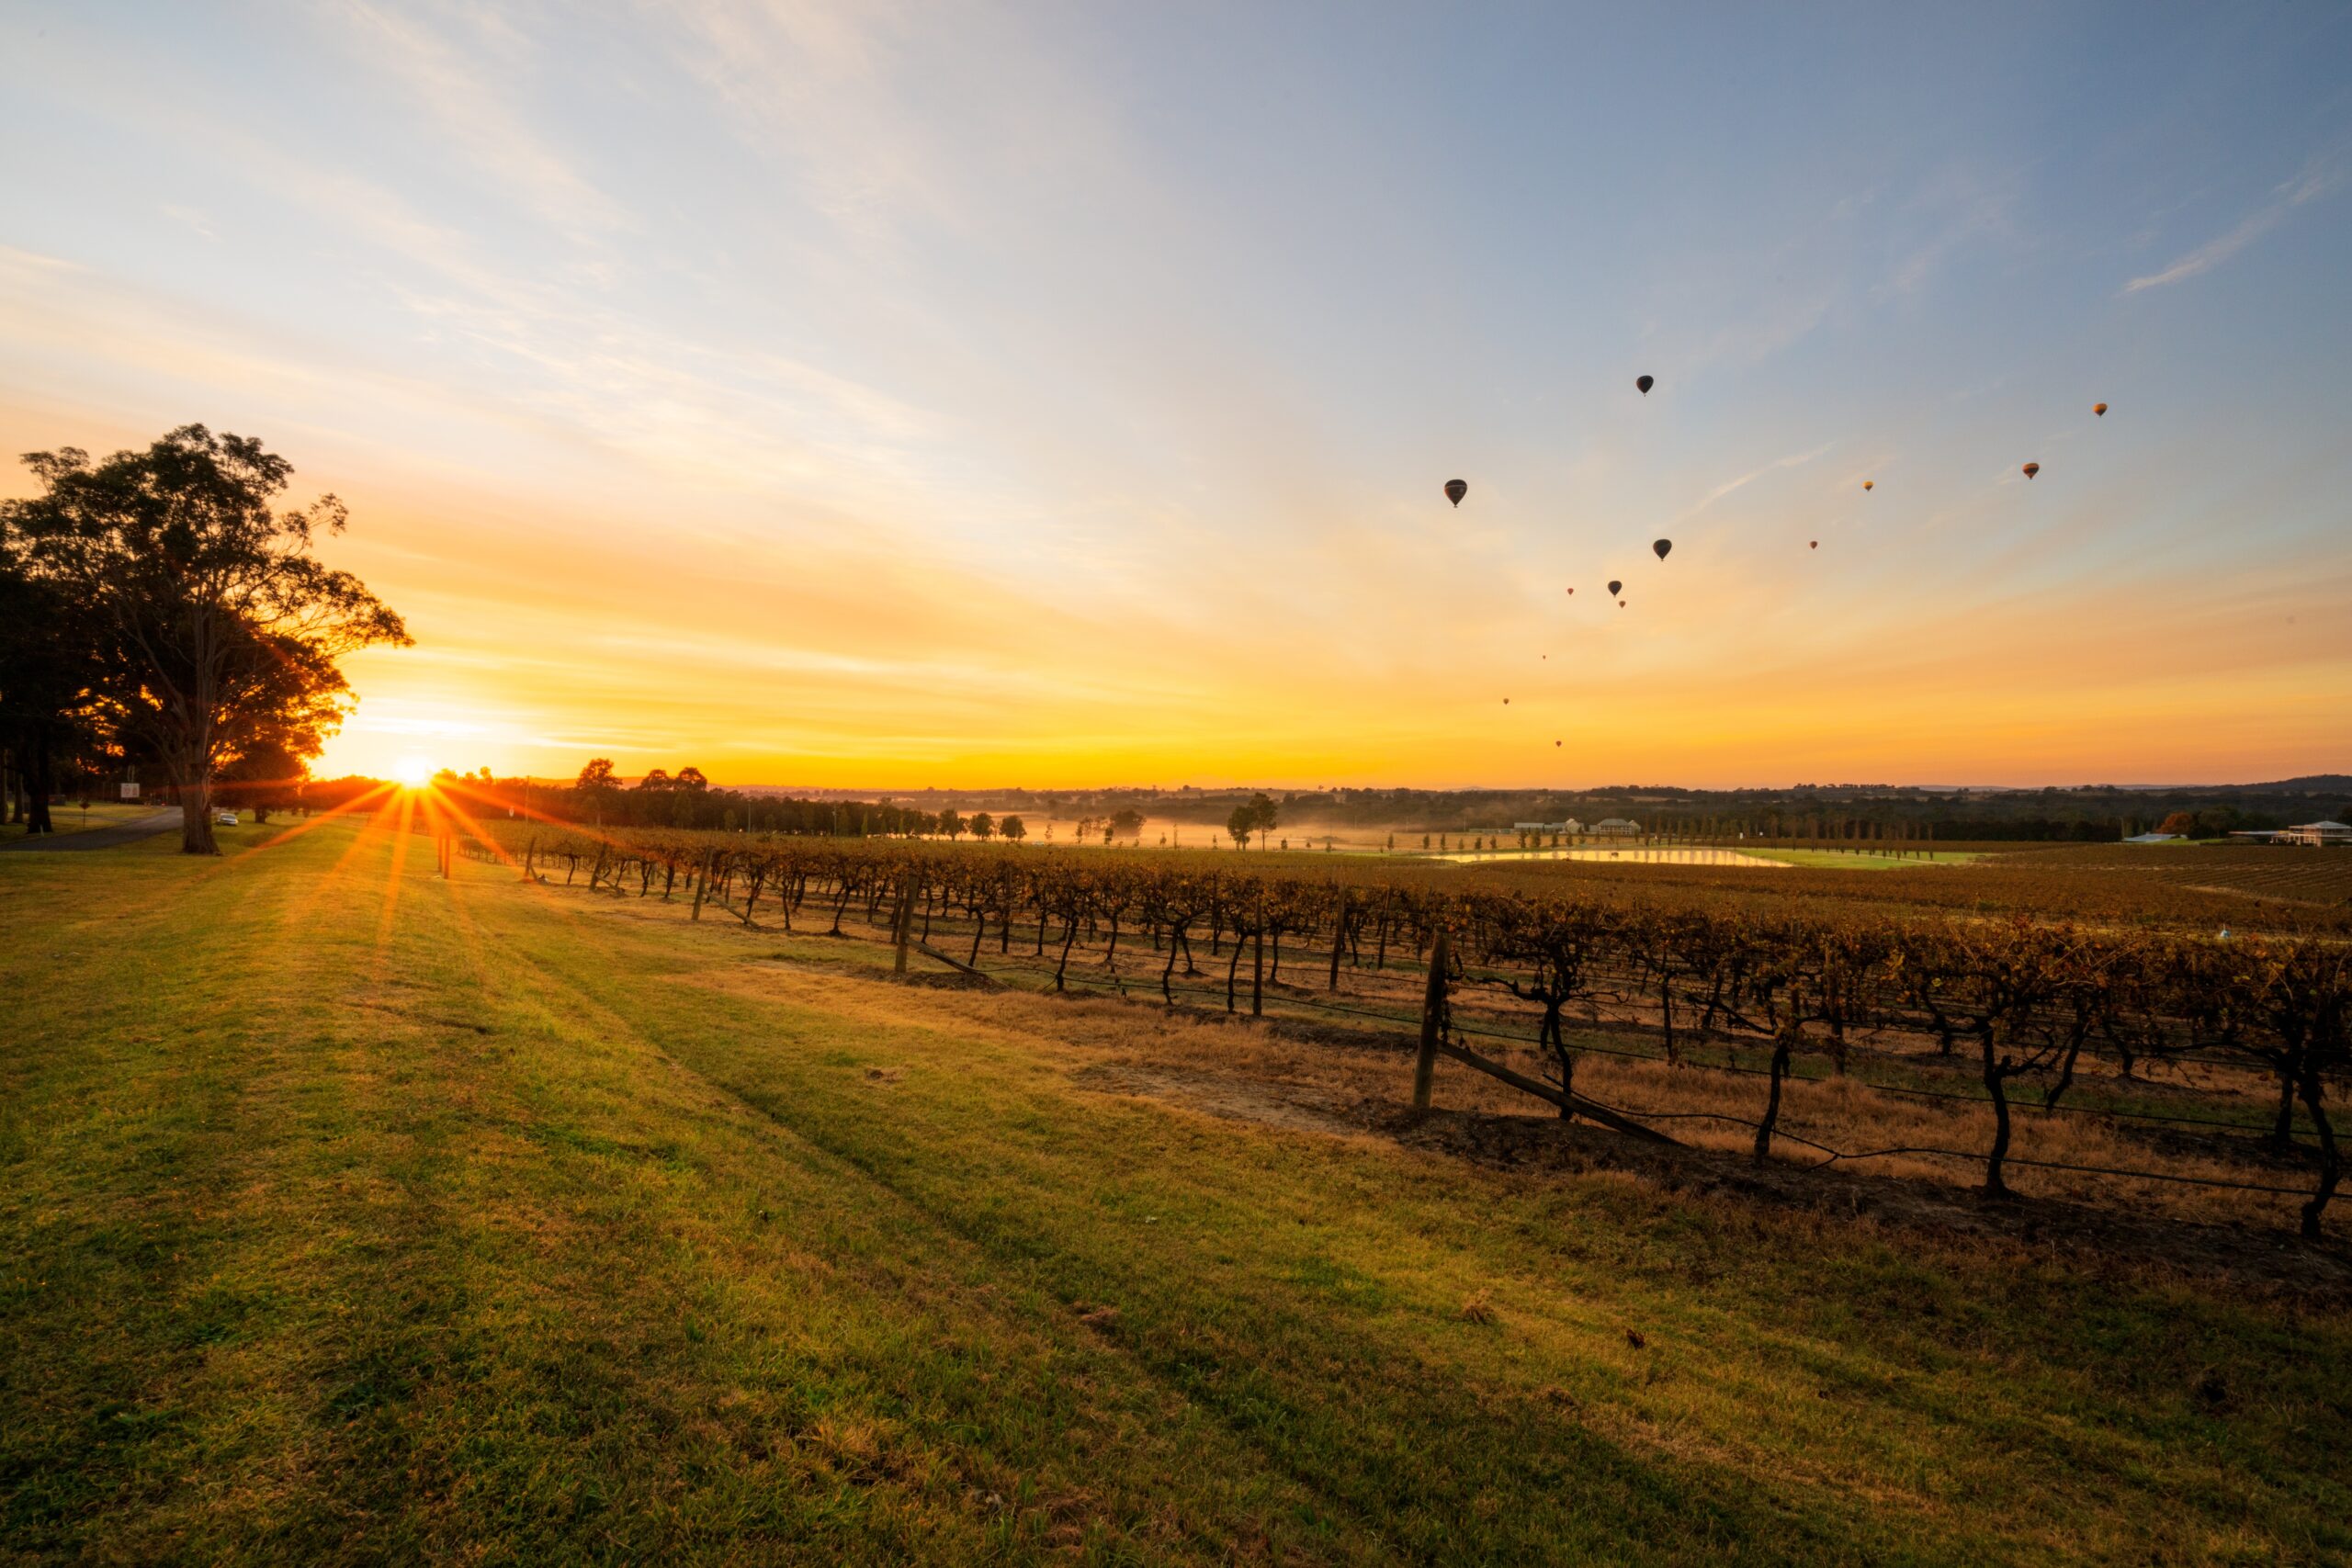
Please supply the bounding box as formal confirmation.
[1327,888,1347,991]
[1251,894,1265,1018]
[1412,930,1450,1112]
[892,881,914,975]
[690,851,710,921]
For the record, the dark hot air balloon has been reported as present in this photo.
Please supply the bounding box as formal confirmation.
[2022,462,2040,479]
[1862,480,1873,491]
[1635,374,1655,394]
[1444,479,1467,506]
[1653,538,1671,560]
[1809,540,1818,549]
[1607,580,1623,596]
[2093,402,2108,416]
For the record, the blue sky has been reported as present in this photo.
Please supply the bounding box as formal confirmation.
[2,2,2347,786]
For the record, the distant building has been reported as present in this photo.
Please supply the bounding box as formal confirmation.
[2121,832,2179,844]
[1590,817,1642,837]
[1511,821,1577,834]
[2229,821,2352,846]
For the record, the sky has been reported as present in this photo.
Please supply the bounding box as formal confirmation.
[3,2,2349,790]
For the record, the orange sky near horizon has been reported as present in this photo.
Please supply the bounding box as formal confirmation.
[4,6,2348,793]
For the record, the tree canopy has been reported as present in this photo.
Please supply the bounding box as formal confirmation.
[2,425,407,851]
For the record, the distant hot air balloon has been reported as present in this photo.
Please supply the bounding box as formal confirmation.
[1607,580,1623,596]
[1503,697,1510,705]
[1862,480,1874,492]
[2093,402,2108,416]
[1555,739,1562,747]
[1566,587,1574,594]
[1636,374,1655,395]
[1653,538,1672,560]
[1809,540,1818,549]
[1443,479,1467,507]
[2022,462,2041,479]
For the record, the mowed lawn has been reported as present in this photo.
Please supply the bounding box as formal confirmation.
[3,819,2347,1565]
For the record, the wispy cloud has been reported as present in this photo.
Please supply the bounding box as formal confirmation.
[2125,152,2345,293]
[327,1,628,235]
[1674,442,1837,525]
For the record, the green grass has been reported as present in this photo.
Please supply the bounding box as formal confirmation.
[3,820,2346,1564]
[1735,848,1987,870]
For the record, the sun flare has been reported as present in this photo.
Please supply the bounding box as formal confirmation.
[391,755,435,788]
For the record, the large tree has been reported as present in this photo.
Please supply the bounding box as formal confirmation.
[5,426,407,853]
[0,534,104,834]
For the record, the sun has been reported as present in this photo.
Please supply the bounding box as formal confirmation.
[390,755,435,789]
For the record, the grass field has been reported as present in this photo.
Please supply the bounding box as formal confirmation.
[1734,848,1985,870]
[5,817,2350,1564]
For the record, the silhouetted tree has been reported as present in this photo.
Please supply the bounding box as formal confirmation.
[4,426,407,852]
[1248,791,1278,849]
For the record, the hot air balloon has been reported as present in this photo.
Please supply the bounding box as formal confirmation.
[1636,374,1655,395]
[1653,538,1671,560]
[2093,402,2108,416]
[1809,540,1818,549]
[1443,479,1467,507]
[1607,580,1623,596]
[1565,587,1574,594]
[1555,739,1562,747]
[1862,480,1874,491]
[1503,697,1510,705]
[2022,462,2040,479]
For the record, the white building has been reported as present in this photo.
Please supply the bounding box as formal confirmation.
[2279,820,2352,847]
[1590,817,1642,837]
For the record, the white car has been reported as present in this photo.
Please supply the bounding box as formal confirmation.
[214,811,239,827]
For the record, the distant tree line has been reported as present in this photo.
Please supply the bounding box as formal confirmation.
[499,758,1030,842]
[0,425,406,851]
[1142,785,2349,842]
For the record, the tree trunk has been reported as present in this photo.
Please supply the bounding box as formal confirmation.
[24,736,56,835]
[1753,1025,1793,1164]
[1161,919,1184,1003]
[2272,1052,2304,1150]
[1981,1032,2014,1199]
[175,754,217,854]
[2299,1069,2339,1241]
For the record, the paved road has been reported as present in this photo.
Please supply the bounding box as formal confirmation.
[0,808,186,852]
